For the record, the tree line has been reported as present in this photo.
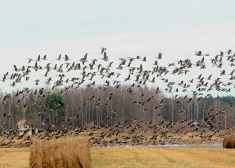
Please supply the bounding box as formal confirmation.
[0,85,234,134]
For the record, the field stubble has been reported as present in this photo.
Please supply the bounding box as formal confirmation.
[0,146,235,168]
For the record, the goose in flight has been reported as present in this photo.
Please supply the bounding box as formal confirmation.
[80,53,88,65]
[101,47,107,54]
[57,64,63,73]
[13,65,20,72]
[28,58,33,64]
[34,79,40,85]
[56,54,61,61]
[157,52,162,59]
[142,56,147,61]
[102,52,108,61]
[119,58,127,66]
[42,55,47,60]
[64,55,70,61]
[35,55,41,62]
[32,62,40,71]
[219,51,224,56]
[10,81,15,87]
[1,74,6,82]
[195,51,202,56]
[226,49,232,55]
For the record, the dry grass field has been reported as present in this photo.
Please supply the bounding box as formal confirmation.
[0,147,235,168]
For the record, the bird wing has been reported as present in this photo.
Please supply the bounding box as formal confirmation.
[14,65,17,71]
[84,53,88,60]
[104,52,107,59]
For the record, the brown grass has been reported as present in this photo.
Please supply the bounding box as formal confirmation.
[1,146,235,168]
[91,147,235,168]
[29,136,91,168]
[0,148,29,168]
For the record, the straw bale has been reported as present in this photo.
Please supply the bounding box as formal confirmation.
[29,136,91,168]
[223,136,235,149]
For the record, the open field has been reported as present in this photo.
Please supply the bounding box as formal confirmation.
[0,147,235,168]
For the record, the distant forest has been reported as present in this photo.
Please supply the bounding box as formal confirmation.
[0,85,234,134]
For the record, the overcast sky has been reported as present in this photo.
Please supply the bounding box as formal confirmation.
[0,0,235,96]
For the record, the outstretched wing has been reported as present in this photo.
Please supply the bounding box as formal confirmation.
[84,53,88,60]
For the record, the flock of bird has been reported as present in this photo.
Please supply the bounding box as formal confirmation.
[0,116,231,147]
[1,48,235,147]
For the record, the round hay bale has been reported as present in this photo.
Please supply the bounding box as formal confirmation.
[29,136,91,168]
[223,136,235,149]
